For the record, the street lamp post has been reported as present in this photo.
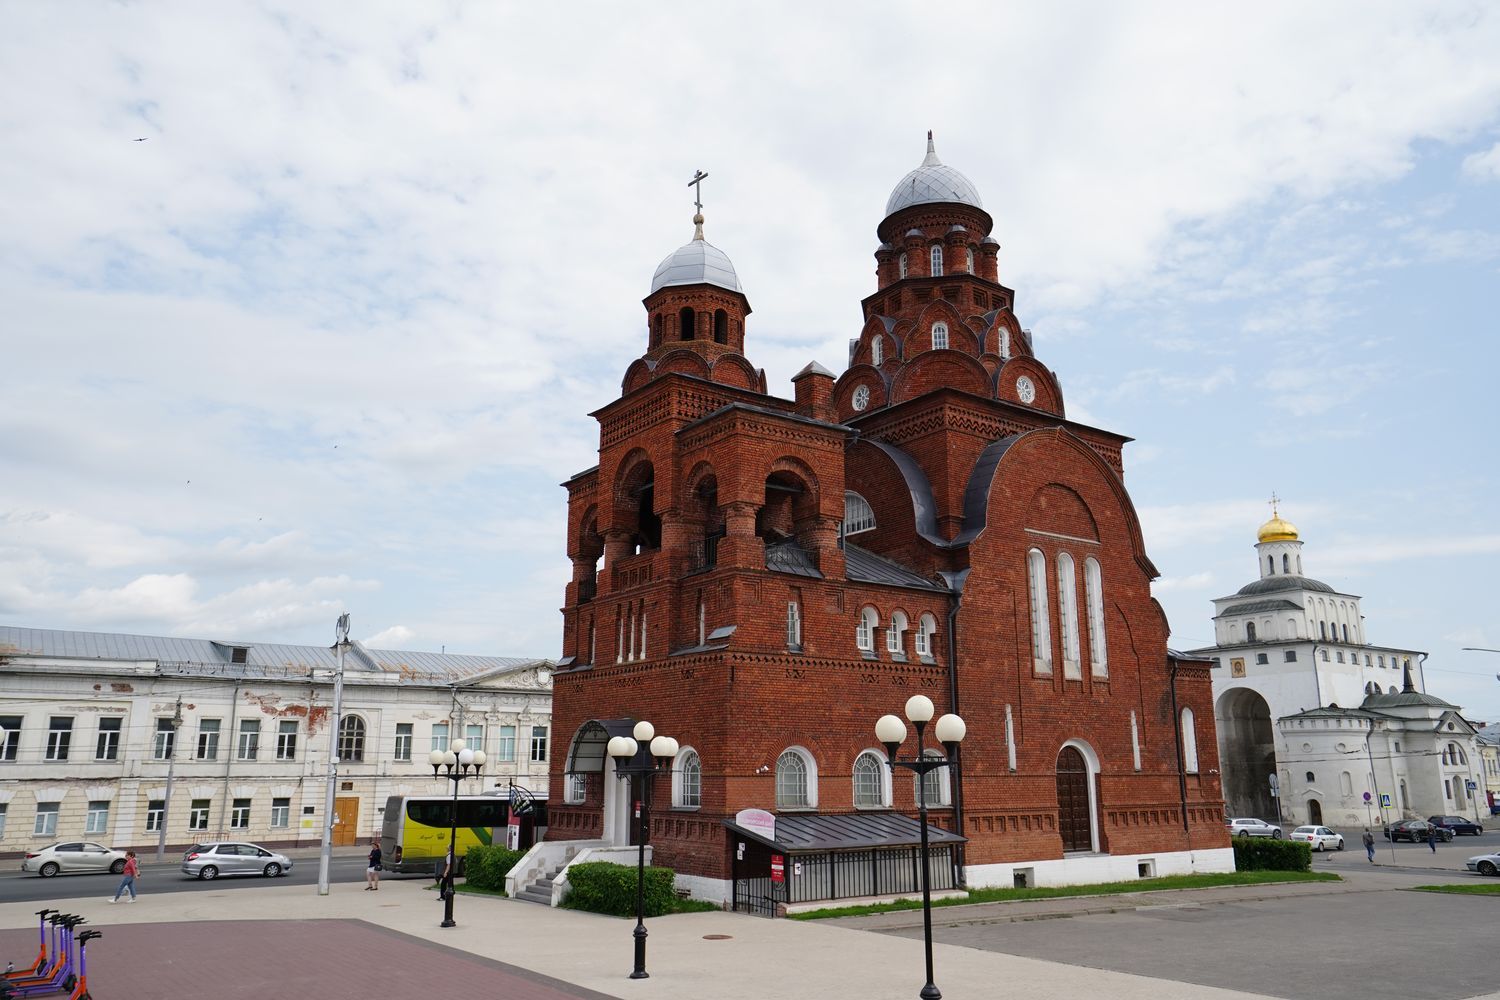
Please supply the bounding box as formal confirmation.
[876,695,966,1000]
[429,739,486,928]
[605,721,678,980]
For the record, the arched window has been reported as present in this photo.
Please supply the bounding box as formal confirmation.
[1246,621,1257,642]
[1319,621,1327,640]
[786,600,802,650]
[1341,623,1349,642]
[917,749,949,806]
[1027,549,1052,673]
[871,337,883,366]
[1180,708,1198,773]
[1297,555,1303,573]
[1340,771,1353,795]
[844,492,876,535]
[1305,771,1315,783]
[1130,710,1141,770]
[638,610,647,660]
[776,747,815,808]
[713,309,728,344]
[853,751,887,808]
[898,252,908,278]
[674,748,702,808]
[338,716,366,763]
[1268,555,1275,575]
[931,321,949,351]
[1085,557,1107,676]
[1057,553,1081,677]
[697,596,706,646]
[1282,553,1290,573]
[930,244,943,276]
[966,247,974,274]
[1004,704,1017,771]
[652,313,663,348]
[998,328,1010,359]
[856,606,879,652]
[915,612,937,659]
[887,611,908,656]
[679,306,696,341]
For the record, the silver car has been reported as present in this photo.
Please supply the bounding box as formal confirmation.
[1226,817,1283,838]
[21,842,128,877]
[181,841,293,880]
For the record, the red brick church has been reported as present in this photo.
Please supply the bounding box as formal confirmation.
[546,136,1230,906]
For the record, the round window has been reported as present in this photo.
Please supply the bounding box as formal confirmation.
[852,385,870,411]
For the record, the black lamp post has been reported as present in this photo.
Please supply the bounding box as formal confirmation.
[606,721,678,980]
[877,695,966,1000]
[428,739,486,928]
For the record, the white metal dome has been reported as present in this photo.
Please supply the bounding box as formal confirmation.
[885,134,984,217]
[650,220,743,295]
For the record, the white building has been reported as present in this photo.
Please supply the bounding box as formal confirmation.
[1188,510,1483,828]
[0,626,552,856]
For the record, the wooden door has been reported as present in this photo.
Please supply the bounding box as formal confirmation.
[1057,747,1091,852]
[333,797,360,846]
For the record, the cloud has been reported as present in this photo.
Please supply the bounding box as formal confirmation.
[1151,572,1215,594]
[1462,141,1500,181]
[366,624,415,647]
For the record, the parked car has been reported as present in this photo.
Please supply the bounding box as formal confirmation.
[1290,826,1345,851]
[1465,853,1500,876]
[181,842,293,880]
[1226,818,1283,838]
[1383,820,1454,843]
[1428,815,1485,836]
[21,842,128,878]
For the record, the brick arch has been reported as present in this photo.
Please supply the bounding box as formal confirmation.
[911,300,978,355]
[1026,483,1099,541]
[996,356,1065,416]
[889,350,991,405]
[621,358,656,394]
[710,353,759,391]
[983,312,1024,359]
[652,348,712,379]
[833,364,891,421]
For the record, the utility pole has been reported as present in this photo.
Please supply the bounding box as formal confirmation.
[318,614,350,895]
[155,696,183,862]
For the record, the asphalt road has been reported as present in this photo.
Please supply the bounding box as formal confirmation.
[0,853,380,904]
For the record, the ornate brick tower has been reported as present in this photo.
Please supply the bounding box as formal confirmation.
[547,142,1228,906]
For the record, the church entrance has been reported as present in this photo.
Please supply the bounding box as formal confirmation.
[1057,746,1092,852]
[1216,688,1279,821]
[1307,799,1323,825]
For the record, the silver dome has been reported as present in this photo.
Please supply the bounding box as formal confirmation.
[885,135,984,217]
[650,234,742,295]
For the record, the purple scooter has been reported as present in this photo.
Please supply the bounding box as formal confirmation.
[0,914,84,997]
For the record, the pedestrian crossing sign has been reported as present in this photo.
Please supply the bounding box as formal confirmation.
[1379,794,1392,807]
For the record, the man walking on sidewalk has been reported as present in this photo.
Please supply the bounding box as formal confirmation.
[1427,826,1439,853]
[1362,828,1376,863]
[109,851,140,903]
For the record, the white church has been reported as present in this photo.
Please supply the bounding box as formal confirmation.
[1188,507,1485,831]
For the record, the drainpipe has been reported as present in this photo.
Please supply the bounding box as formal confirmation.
[1167,657,1191,845]
[938,569,969,884]
[214,682,243,838]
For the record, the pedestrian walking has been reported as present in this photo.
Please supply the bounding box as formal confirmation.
[1362,828,1375,863]
[108,851,139,902]
[366,840,382,890]
[1427,826,1438,853]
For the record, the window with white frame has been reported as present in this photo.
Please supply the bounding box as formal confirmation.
[674,748,702,808]
[96,718,122,760]
[338,716,366,763]
[465,724,484,755]
[394,723,413,761]
[565,772,587,804]
[872,337,883,366]
[853,751,887,807]
[189,799,211,831]
[1004,704,1017,771]
[496,725,517,761]
[931,321,949,350]
[966,247,974,273]
[899,252,908,278]
[844,492,876,535]
[85,800,109,834]
[1057,553,1081,678]
[237,719,260,760]
[431,722,450,753]
[271,797,290,828]
[856,606,879,652]
[930,245,943,276]
[1084,557,1107,676]
[1,715,22,761]
[697,596,706,645]
[145,800,164,832]
[46,717,73,761]
[915,612,937,659]
[1027,549,1052,673]
[196,719,220,760]
[276,720,298,760]
[917,750,950,806]
[887,610,908,657]
[787,600,802,650]
[776,747,815,808]
[0,803,6,838]
[999,328,1010,359]
[530,725,549,762]
[639,611,648,660]
[153,717,176,760]
[1181,708,1199,773]
[231,797,251,829]
[34,803,58,836]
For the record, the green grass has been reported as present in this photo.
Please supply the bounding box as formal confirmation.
[789,870,1342,920]
[1411,883,1500,896]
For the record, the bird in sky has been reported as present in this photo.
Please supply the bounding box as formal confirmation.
[133,137,148,142]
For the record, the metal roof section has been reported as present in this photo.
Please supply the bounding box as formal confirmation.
[1215,598,1305,618]
[724,810,966,853]
[0,625,541,684]
[843,544,948,592]
[884,134,984,217]
[1232,576,1338,598]
[955,434,1021,546]
[791,360,835,381]
[766,540,824,579]
[675,400,854,436]
[649,238,743,295]
[862,439,944,548]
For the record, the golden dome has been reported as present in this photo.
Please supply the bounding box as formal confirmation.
[1257,514,1298,543]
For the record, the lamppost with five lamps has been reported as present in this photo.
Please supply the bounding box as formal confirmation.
[876,695,965,1000]
[428,739,486,929]
[606,720,678,980]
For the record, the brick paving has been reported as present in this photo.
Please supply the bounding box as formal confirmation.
[0,919,617,1000]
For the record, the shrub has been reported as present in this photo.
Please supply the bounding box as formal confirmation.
[562,861,677,917]
[1233,837,1311,872]
[464,844,526,891]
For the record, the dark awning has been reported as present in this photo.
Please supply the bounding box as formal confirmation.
[564,718,639,774]
[722,811,966,853]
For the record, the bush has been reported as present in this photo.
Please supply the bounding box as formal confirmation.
[464,844,526,891]
[1233,837,1311,872]
[562,861,677,917]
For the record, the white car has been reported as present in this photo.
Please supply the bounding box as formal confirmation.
[1290,825,1344,851]
[1226,818,1283,839]
[1465,853,1500,876]
[21,842,129,877]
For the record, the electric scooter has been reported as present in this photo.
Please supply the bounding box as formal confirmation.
[2,911,56,982]
[65,931,100,1000]
[0,915,83,997]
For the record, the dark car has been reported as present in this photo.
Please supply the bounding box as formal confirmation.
[1428,815,1485,836]
[1384,820,1454,843]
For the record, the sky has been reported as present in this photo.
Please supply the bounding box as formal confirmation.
[2,2,1498,718]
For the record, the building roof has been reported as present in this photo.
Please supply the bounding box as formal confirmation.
[1215,598,1304,618]
[1233,575,1337,597]
[649,233,742,295]
[884,134,984,217]
[723,810,966,853]
[765,540,823,579]
[844,544,949,591]
[0,625,541,684]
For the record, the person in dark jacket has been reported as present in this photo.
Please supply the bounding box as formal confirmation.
[366,840,382,890]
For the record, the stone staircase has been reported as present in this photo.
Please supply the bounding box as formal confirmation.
[514,861,567,905]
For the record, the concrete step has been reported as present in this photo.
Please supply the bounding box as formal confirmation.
[516,886,552,905]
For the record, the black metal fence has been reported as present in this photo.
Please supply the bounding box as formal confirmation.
[788,845,955,903]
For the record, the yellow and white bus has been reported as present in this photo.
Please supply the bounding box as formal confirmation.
[379,792,548,875]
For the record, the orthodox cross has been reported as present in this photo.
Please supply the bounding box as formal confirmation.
[689,169,709,214]
[1267,491,1281,516]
